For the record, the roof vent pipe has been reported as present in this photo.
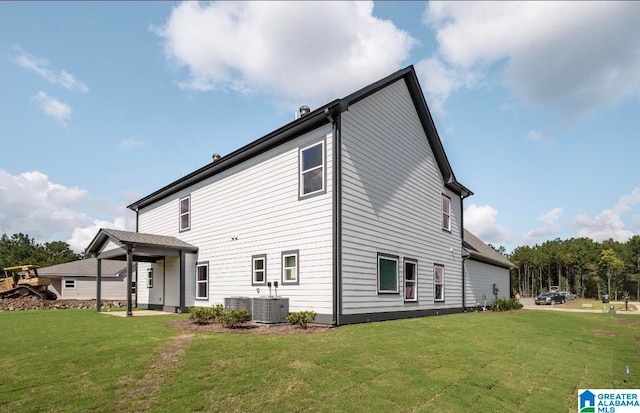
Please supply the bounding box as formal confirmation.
[212,153,221,162]
[299,105,311,117]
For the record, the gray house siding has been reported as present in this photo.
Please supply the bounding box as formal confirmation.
[339,78,464,319]
[464,259,510,307]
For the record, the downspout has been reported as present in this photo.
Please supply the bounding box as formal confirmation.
[327,108,341,326]
[460,191,470,312]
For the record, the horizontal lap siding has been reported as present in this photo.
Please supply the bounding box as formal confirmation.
[138,125,333,315]
[464,260,510,306]
[340,79,463,315]
[62,275,126,300]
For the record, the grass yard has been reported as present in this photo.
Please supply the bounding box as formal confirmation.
[563,298,638,312]
[0,309,638,413]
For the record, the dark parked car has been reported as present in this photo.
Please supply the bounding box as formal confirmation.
[535,292,565,305]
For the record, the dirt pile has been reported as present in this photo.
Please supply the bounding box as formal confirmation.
[0,296,127,311]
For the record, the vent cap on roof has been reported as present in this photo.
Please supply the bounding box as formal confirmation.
[212,153,221,161]
[299,105,311,117]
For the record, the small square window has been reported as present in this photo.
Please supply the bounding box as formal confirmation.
[252,255,266,286]
[179,195,191,232]
[378,254,399,294]
[281,250,299,285]
[64,279,76,289]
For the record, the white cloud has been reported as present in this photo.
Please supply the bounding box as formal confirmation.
[464,203,511,244]
[525,130,549,144]
[575,188,640,242]
[118,138,145,150]
[68,216,132,253]
[31,91,72,126]
[0,170,135,252]
[524,207,563,242]
[15,49,89,92]
[421,2,640,119]
[156,1,414,108]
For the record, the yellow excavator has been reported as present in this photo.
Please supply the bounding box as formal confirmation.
[0,265,56,300]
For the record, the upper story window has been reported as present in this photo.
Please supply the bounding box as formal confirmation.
[299,140,325,198]
[179,195,191,232]
[442,194,451,232]
[378,254,399,294]
[252,254,266,286]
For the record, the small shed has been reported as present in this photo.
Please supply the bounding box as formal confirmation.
[38,258,128,300]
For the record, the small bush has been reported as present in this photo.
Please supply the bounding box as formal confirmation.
[286,311,317,329]
[489,298,523,312]
[220,308,251,328]
[188,304,224,324]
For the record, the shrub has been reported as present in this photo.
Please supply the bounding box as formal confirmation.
[286,311,317,329]
[220,308,251,328]
[188,304,224,324]
[489,298,523,312]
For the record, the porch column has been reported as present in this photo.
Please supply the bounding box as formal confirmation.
[96,258,102,312]
[126,246,133,317]
[179,250,186,313]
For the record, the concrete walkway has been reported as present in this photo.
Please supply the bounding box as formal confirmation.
[100,310,177,317]
[519,297,640,315]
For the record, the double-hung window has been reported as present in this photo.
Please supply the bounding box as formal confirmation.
[299,141,325,198]
[179,195,191,232]
[196,262,208,300]
[281,250,299,285]
[404,259,417,302]
[434,264,444,301]
[147,267,154,288]
[442,194,451,232]
[252,255,266,286]
[378,254,399,293]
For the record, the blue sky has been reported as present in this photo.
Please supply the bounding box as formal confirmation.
[1,1,639,253]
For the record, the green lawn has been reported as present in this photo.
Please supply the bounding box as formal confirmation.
[0,309,638,413]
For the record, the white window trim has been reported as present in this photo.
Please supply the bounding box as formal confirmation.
[252,254,266,286]
[404,259,418,302]
[64,279,76,289]
[195,262,209,300]
[442,194,451,232]
[281,250,299,285]
[179,195,191,232]
[434,264,445,302]
[299,140,325,198]
[378,254,399,294]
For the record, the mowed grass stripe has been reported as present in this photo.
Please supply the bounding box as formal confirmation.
[0,309,637,413]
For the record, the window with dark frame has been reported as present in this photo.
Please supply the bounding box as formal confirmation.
[434,264,444,301]
[404,259,417,302]
[196,263,208,300]
[442,194,451,231]
[378,254,399,293]
[179,195,191,232]
[64,279,76,289]
[299,141,325,197]
[281,250,299,284]
[252,255,266,285]
[147,267,153,288]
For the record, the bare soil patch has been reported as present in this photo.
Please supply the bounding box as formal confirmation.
[166,318,336,335]
[0,296,126,311]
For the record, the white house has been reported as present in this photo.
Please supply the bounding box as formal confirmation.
[88,66,480,324]
[38,258,128,300]
[463,229,514,308]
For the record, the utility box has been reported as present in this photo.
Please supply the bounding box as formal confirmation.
[252,297,289,324]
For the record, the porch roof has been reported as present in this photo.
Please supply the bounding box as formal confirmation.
[85,228,198,263]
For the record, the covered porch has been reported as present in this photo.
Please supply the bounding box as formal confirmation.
[85,228,198,316]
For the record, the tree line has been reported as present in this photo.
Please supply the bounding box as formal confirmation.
[502,236,640,300]
[0,233,83,271]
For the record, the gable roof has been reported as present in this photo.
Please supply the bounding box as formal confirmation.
[128,65,472,211]
[463,229,514,269]
[85,228,198,262]
[38,258,126,278]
